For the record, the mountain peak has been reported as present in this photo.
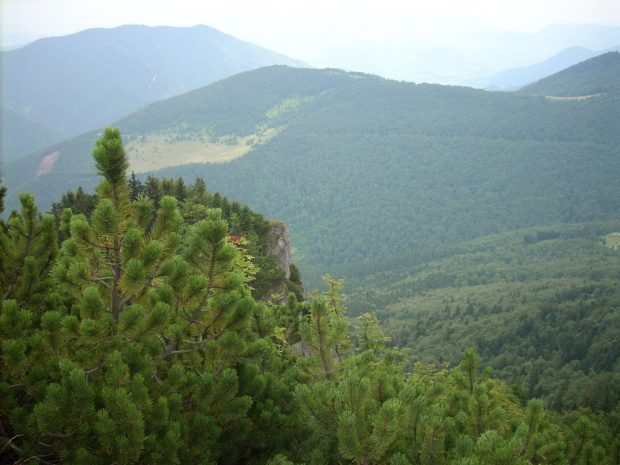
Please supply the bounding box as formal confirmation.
[1,24,307,157]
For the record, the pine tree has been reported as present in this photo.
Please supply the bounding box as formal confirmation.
[0,179,8,226]
[128,171,145,201]
[0,192,58,310]
[297,288,349,381]
[0,193,59,463]
[144,175,161,208]
[175,177,187,202]
[294,280,406,464]
[1,128,297,464]
[55,126,182,323]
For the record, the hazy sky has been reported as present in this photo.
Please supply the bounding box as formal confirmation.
[2,0,620,60]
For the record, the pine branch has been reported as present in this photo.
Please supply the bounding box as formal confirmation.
[0,424,57,465]
[190,242,219,324]
[78,234,115,252]
[94,276,113,291]
[0,235,20,264]
[84,362,104,377]
[316,308,333,380]
[296,390,331,428]
[93,254,117,269]
[117,260,163,309]
[159,327,227,360]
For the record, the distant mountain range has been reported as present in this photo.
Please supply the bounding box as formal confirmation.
[3,23,620,166]
[0,24,306,162]
[316,24,620,87]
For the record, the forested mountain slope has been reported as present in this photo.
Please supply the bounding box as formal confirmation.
[151,69,619,287]
[485,46,599,90]
[4,64,620,290]
[3,67,380,209]
[520,51,620,96]
[346,222,620,411]
[0,107,66,163]
[0,24,305,161]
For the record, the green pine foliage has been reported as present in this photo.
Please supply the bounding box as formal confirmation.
[49,174,298,301]
[2,128,619,464]
[0,179,7,217]
[0,192,57,309]
[0,128,297,463]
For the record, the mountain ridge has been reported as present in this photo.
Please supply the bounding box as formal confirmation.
[486,46,598,90]
[0,24,306,162]
[520,50,620,96]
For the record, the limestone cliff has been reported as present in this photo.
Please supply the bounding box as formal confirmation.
[255,220,304,302]
[266,221,292,280]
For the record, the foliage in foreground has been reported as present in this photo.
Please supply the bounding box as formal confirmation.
[1,128,619,464]
[49,174,302,302]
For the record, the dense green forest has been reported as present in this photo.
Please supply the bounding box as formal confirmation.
[344,223,620,412]
[5,63,619,292]
[147,72,620,288]
[3,128,620,465]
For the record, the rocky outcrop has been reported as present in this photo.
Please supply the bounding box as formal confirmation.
[266,221,292,280]
[260,220,304,303]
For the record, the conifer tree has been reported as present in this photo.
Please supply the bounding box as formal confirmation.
[294,280,406,464]
[175,177,187,202]
[297,282,349,381]
[128,171,145,201]
[0,192,59,463]
[144,175,161,208]
[0,181,5,204]
[0,179,7,225]
[0,192,57,310]
[0,127,296,464]
[54,126,182,323]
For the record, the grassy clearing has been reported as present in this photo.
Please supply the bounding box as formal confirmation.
[266,96,315,119]
[603,232,620,250]
[546,93,603,101]
[125,127,281,173]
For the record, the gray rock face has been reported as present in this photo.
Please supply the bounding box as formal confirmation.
[266,221,291,280]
